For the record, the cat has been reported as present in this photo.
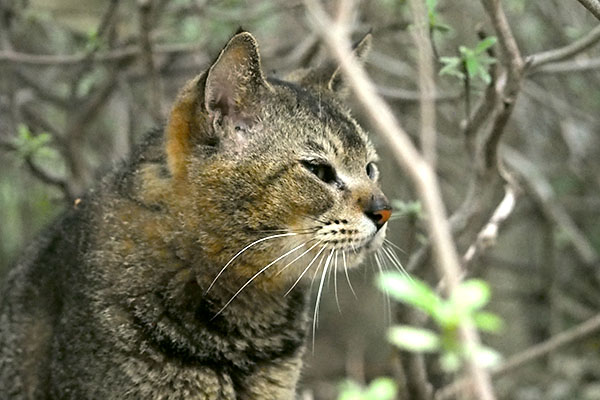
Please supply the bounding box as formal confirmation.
[0,30,391,399]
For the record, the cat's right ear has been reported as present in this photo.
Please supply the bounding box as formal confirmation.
[166,31,270,178]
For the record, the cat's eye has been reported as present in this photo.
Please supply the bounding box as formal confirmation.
[366,162,378,180]
[301,160,337,184]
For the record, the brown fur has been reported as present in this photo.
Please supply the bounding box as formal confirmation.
[0,31,391,399]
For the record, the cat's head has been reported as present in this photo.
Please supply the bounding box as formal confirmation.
[166,31,391,289]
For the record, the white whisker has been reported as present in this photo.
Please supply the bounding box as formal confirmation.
[285,245,327,297]
[213,241,307,317]
[375,251,392,325]
[382,245,412,280]
[312,248,335,351]
[342,251,357,299]
[333,250,341,313]
[206,232,298,293]
[384,238,406,254]
[275,240,322,277]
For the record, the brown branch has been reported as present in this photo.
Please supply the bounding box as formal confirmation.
[138,0,163,122]
[304,1,497,399]
[377,86,460,103]
[436,313,600,399]
[527,24,600,70]
[0,42,207,66]
[408,0,437,166]
[576,0,600,20]
[463,184,519,265]
[0,140,72,199]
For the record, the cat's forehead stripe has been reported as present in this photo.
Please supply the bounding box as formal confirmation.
[270,79,369,152]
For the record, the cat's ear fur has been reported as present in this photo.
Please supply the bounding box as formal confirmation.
[166,31,270,178]
[288,32,372,97]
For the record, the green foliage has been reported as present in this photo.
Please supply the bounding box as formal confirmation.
[440,36,497,84]
[338,378,398,400]
[377,272,503,372]
[13,124,53,161]
[425,0,451,33]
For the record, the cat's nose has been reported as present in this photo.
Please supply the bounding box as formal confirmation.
[364,195,392,230]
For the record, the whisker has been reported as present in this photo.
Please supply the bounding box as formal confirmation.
[275,240,322,277]
[382,245,412,280]
[342,251,357,299]
[384,238,406,254]
[285,245,327,297]
[312,248,335,352]
[333,250,341,313]
[206,232,297,293]
[213,241,308,317]
[310,249,328,291]
[375,251,392,325]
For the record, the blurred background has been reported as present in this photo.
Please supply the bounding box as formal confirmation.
[1,0,599,399]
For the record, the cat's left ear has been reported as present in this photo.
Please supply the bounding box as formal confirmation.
[289,32,372,97]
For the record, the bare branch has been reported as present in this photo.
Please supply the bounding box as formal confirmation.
[138,0,163,122]
[408,0,437,166]
[304,1,497,399]
[0,42,207,66]
[463,184,519,265]
[576,0,600,20]
[0,140,72,199]
[527,24,600,70]
[436,313,600,399]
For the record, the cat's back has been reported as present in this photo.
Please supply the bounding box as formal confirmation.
[0,205,91,398]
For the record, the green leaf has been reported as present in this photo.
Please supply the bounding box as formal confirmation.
[464,55,480,79]
[364,378,397,400]
[377,273,441,315]
[439,57,465,80]
[388,325,441,352]
[475,36,497,54]
[474,311,504,333]
[451,279,491,313]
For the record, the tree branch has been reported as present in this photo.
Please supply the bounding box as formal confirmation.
[304,1,497,399]
[527,24,600,70]
[436,313,600,399]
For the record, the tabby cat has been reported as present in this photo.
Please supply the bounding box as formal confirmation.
[0,31,391,399]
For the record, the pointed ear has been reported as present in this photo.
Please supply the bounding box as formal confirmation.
[328,32,371,93]
[290,32,372,97]
[204,31,269,121]
[165,32,269,179]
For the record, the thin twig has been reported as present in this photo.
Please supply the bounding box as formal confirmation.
[0,42,207,66]
[138,0,163,122]
[463,184,519,265]
[527,24,600,69]
[304,1,497,399]
[408,0,437,166]
[436,313,600,399]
